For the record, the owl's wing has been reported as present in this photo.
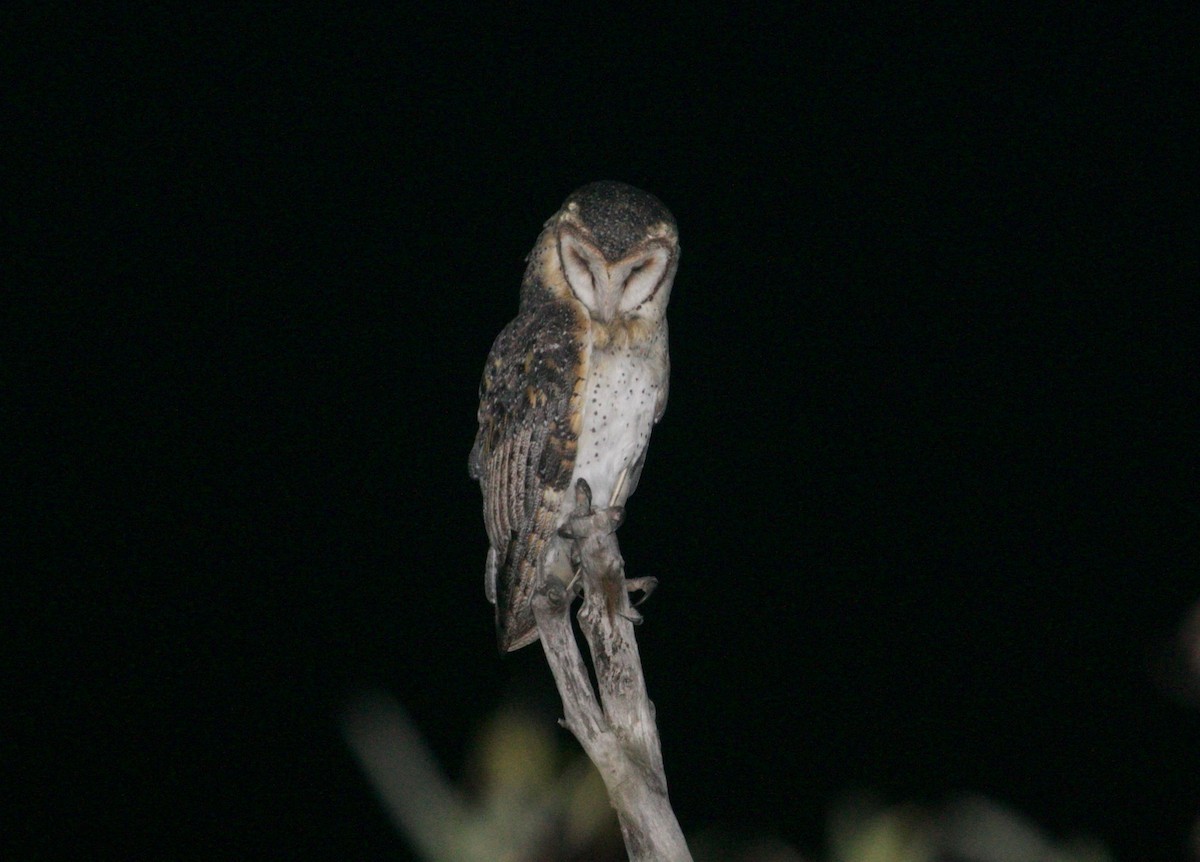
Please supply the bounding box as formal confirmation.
[470,301,589,652]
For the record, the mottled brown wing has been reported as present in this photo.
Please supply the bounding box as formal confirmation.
[469,300,589,652]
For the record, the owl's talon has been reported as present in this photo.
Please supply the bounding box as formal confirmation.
[620,606,645,625]
[626,576,658,608]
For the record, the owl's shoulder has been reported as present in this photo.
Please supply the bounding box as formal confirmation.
[470,298,590,481]
[483,300,588,399]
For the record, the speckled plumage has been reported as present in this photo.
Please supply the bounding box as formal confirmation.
[470,182,679,652]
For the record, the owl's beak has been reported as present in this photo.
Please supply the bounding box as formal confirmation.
[595,271,621,322]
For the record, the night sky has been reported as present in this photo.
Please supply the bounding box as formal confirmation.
[13,6,1198,860]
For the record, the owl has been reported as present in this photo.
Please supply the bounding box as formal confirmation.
[469,181,680,652]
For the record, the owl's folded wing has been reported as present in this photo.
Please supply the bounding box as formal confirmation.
[469,300,590,652]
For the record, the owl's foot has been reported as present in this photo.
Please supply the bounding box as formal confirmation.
[558,478,624,538]
[626,576,657,607]
[618,576,658,624]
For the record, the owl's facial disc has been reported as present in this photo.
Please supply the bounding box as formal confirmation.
[560,232,672,323]
[613,246,670,314]
[556,232,604,316]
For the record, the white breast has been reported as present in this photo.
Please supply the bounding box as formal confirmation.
[568,342,662,514]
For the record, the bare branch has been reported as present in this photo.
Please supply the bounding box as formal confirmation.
[533,479,692,862]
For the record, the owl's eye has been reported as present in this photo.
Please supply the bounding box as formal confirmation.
[618,248,669,312]
[560,235,601,310]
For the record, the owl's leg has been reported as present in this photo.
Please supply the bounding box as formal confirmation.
[560,478,655,622]
[565,543,583,594]
[609,468,629,508]
[614,449,649,507]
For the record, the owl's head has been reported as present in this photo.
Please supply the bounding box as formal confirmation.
[532,181,679,328]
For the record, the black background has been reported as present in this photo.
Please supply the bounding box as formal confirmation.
[12,5,1199,859]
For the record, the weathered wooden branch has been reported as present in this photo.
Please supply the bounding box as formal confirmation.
[532,479,692,862]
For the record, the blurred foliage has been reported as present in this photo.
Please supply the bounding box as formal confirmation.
[344,695,622,861]
[349,698,1121,862]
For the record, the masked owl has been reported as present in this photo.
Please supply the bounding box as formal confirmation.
[469,181,680,651]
